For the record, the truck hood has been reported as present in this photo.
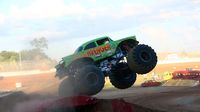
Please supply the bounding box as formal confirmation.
[55,54,75,69]
[62,54,76,67]
[115,36,137,44]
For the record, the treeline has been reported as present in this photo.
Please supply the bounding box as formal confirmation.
[0,37,51,62]
[0,49,50,62]
[0,37,56,71]
[0,51,19,62]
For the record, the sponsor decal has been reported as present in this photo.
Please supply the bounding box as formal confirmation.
[87,44,111,56]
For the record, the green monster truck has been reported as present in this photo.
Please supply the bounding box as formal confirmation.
[56,36,157,96]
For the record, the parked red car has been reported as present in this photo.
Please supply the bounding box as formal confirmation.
[141,80,162,87]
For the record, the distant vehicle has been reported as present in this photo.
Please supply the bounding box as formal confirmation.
[162,72,173,81]
[56,36,157,96]
[172,68,200,80]
[141,80,162,87]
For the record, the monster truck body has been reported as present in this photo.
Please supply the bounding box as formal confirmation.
[56,36,157,96]
[56,36,137,77]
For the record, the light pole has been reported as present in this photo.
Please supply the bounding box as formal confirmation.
[18,51,22,71]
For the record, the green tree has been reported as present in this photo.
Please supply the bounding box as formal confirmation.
[30,37,48,51]
[0,51,19,62]
[20,49,49,61]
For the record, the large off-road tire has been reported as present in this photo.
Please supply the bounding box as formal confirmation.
[109,63,137,89]
[69,58,94,75]
[58,77,77,97]
[75,65,105,95]
[127,44,157,74]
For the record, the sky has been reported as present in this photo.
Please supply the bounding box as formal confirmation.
[0,0,199,60]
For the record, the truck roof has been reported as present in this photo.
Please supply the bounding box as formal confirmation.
[79,36,110,48]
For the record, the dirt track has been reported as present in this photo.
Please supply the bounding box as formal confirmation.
[96,86,200,112]
[1,86,200,112]
[0,62,200,112]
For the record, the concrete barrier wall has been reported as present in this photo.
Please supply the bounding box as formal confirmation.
[0,69,56,77]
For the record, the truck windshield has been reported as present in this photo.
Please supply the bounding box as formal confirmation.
[97,38,110,46]
[75,46,83,53]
